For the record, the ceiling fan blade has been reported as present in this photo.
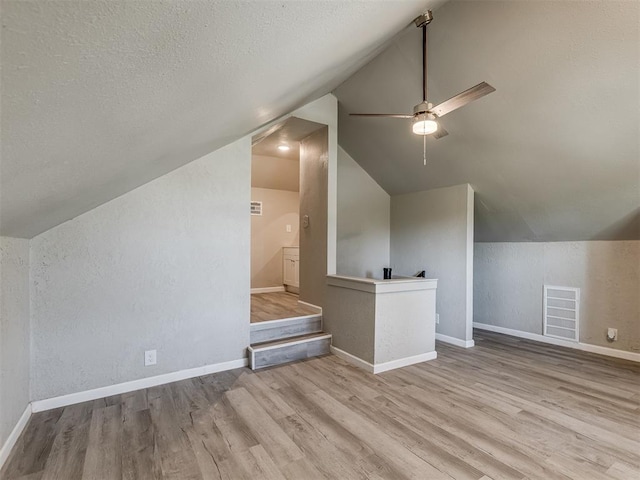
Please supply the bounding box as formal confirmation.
[349,113,413,119]
[433,126,449,139]
[430,82,496,117]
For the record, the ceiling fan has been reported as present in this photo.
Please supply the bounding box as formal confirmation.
[349,10,495,163]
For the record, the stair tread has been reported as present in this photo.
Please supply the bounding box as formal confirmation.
[250,332,331,349]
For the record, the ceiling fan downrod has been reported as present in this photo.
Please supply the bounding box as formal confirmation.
[348,9,496,165]
[414,11,433,102]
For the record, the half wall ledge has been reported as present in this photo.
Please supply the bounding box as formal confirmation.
[324,274,437,373]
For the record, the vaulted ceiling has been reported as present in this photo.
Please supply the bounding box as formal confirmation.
[3,1,638,242]
[335,0,639,242]
[1,0,442,238]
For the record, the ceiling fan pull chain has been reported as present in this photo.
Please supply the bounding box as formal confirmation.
[423,133,427,165]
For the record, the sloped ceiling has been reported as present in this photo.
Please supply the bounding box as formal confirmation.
[1,0,444,238]
[335,0,639,242]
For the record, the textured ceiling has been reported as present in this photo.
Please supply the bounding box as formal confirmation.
[1,0,440,238]
[251,116,325,192]
[335,0,640,242]
[252,116,325,160]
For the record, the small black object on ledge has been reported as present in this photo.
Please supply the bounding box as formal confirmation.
[383,267,392,279]
[415,270,426,278]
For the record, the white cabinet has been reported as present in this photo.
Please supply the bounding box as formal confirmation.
[283,247,299,290]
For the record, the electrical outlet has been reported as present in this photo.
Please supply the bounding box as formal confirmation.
[144,349,157,366]
[286,224,292,233]
[607,328,618,342]
[436,313,440,325]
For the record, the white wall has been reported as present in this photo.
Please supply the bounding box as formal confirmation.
[337,147,390,278]
[475,241,640,353]
[26,93,339,403]
[391,184,474,343]
[0,237,30,450]
[251,188,299,289]
[30,139,251,401]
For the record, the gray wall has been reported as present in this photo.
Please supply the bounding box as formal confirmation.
[22,93,337,403]
[475,241,640,353]
[391,184,474,342]
[324,285,376,363]
[337,147,390,279]
[30,139,251,401]
[0,237,30,448]
[251,187,299,289]
[299,127,329,308]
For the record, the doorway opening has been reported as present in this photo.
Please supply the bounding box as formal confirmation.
[250,116,325,324]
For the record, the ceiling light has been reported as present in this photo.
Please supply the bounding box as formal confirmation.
[412,116,438,135]
[277,144,290,151]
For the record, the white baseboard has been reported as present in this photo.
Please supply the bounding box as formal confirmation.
[473,323,640,363]
[330,346,437,374]
[372,352,438,373]
[31,358,248,413]
[298,300,322,313]
[251,286,285,294]
[435,333,475,348]
[0,404,32,470]
[330,346,375,373]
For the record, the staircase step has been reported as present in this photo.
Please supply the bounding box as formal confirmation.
[248,332,331,370]
[250,314,322,344]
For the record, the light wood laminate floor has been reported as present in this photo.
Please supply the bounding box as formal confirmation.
[2,331,639,480]
[250,292,319,323]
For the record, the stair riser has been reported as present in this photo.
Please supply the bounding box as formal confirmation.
[250,316,322,344]
[250,337,331,370]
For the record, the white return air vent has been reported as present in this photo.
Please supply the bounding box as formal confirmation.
[544,285,579,342]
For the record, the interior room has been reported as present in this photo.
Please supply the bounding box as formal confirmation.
[1,1,638,479]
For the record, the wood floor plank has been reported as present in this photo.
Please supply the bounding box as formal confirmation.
[40,403,93,480]
[147,386,203,480]
[276,413,371,480]
[121,409,160,480]
[250,292,318,323]
[307,389,454,480]
[82,404,122,480]
[224,388,304,467]
[0,408,64,479]
[3,330,639,480]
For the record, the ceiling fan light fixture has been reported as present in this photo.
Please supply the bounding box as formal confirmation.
[412,117,438,135]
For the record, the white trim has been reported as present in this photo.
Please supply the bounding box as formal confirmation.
[249,313,321,330]
[330,346,437,374]
[372,352,438,373]
[326,275,437,294]
[297,300,322,313]
[0,404,32,470]
[31,358,248,413]
[465,184,475,344]
[251,286,285,294]
[248,333,332,353]
[473,323,640,363]
[436,333,475,348]
[330,346,375,373]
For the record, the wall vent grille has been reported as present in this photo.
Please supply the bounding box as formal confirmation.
[543,285,579,342]
[250,201,262,216]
